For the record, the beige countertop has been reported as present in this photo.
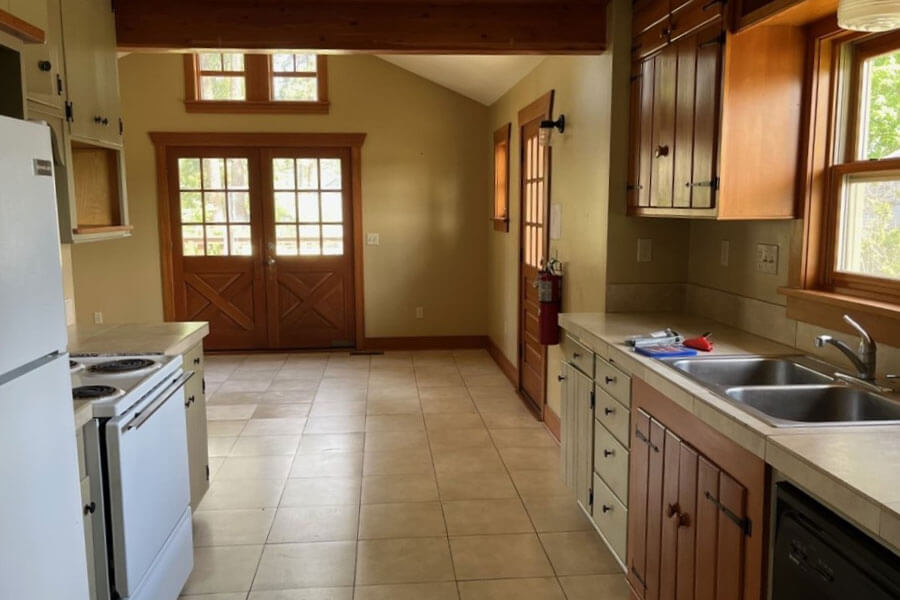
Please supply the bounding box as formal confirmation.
[559,311,900,554]
[68,322,210,357]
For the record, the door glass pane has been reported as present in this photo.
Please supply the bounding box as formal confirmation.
[204,192,227,222]
[273,159,295,190]
[836,172,900,280]
[298,192,319,222]
[178,158,201,189]
[202,158,225,189]
[297,159,318,189]
[274,192,297,222]
[322,224,343,255]
[226,158,249,189]
[276,224,298,255]
[320,159,342,189]
[229,225,252,256]
[206,225,228,256]
[321,192,342,222]
[180,192,202,223]
[182,225,204,256]
[228,192,251,222]
[299,225,321,255]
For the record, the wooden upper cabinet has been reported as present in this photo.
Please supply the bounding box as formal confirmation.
[22,0,65,112]
[628,0,805,219]
[61,0,122,146]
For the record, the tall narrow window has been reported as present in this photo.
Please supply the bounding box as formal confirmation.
[177,157,252,256]
[493,123,511,232]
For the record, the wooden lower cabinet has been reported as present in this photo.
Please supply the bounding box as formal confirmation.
[182,342,209,510]
[627,378,766,600]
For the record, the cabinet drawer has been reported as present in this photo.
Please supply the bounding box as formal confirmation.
[669,0,723,42]
[561,334,594,378]
[594,387,630,447]
[593,473,628,563]
[595,360,631,407]
[594,420,629,503]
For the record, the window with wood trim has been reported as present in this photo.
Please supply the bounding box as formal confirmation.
[493,123,511,232]
[825,31,900,302]
[272,156,345,256]
[185,53,329,114]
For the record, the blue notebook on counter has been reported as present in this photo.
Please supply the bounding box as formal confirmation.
[634,344,698,358]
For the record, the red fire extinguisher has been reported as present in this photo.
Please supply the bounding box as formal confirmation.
[535,257,563,346]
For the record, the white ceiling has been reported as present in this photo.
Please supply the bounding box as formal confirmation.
[377,55,546,106]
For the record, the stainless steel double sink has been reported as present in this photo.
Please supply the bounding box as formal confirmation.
[661,356,900,427]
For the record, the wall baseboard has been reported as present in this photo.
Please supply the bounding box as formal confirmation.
[362,335,489,351]
[487,337,517,386]
[544,405,561,442]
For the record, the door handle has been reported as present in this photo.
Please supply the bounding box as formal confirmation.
[654,145,669,158]
[266,257,276,266]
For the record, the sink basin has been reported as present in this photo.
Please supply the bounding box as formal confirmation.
[666,357,834,387]
[725,385,900,426]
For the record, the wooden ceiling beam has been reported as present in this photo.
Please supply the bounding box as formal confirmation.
[113,0,609,54]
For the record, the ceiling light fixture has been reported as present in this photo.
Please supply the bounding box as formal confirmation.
[539,115,565,147]
[838,0,900,31]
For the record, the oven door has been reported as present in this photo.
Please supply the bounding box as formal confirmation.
[104,371,193,598]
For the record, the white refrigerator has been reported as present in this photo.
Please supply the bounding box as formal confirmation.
[0,115,90,599]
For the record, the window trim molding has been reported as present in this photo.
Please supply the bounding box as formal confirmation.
[183,54,330,114]
[492,123,511,232]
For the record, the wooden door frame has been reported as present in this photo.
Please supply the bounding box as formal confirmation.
[515,90,554,418]
[151,131,367,349]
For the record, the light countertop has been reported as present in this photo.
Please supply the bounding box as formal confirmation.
[559,311,900,554]
[68,322,210,357]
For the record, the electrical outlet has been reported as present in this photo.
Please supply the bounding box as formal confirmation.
[366,232,380,246]
[637,238,652,263]
[94,311,104,324]
[756,243,779,274]
[415,306,424,319]
[720,240,730,267]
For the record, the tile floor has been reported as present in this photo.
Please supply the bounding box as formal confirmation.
[182,349,629,600]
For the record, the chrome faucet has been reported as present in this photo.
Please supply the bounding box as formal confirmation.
[815,314,877,382]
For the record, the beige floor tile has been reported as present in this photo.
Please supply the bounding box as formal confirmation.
[253,404,311,419]
[199,479,286,510]
[462,373,512,387]
[436,470,519,501]
[356,537,455,585]
[267,379,320,393]
[181,593,247,600]
[182,544,263,595]
[242,418,307,436]
[539,532,622,576]
[442,499,534,535]
[449,533,554,580]
[366,385,419,401]
[289,452,363,478]
[427,428,493,452]
[467,386,520,402]
[557,575,631,600]
[230,435,300,457]
[353,582,458,600]
[267,505,359,543]
[218,380,272,393]
[257,390,316,404]
[418,386,471,401]
[217,456,293,480]
[253,541,356,590]
[364,431,429,453]
[365,414,425,432]
[481,410,543,430]
[358,502,446,539]
[208,405,258,421]
[432,447,506,475]
[209,437,238,457]
[490,428,558,449]
[522,495,593,532]
[192,508,275,546]
[296,433,365,455]
[425,413,486,431]
[367,375,417,388]
[209,457,226,480]
[207,420,248,437]
[457,578,565,600]
[209,392,264,406]
[362,473,440,504]
[280,477,361,506]
[420,394,477,414]
[305,415,366,434]
[310,400,367,417]
[248,588,352,600]
[509,470,572,497]
[363,450,433,476]
[315,389,367,403]
[366,396,422,415]
[499,446,560,471]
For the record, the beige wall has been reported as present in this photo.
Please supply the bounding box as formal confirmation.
[71,53,491,338]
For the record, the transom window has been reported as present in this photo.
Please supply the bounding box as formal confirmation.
[185,53,329,114]
[272,157,344,256]
[177,157,252,256]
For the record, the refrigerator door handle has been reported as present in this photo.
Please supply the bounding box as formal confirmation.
[124,372,193,432]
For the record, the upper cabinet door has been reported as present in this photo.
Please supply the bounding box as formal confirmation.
[22,0,65,111]
[6,0,48,31]
[60,0,122,146]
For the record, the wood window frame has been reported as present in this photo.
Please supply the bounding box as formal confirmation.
[492,123,511,232]
[783,21,900,344]
[150,131,364,346]
[184,54,329,114]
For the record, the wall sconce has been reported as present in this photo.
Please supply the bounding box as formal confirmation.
[539,115,565,147]
[838,0,900,31]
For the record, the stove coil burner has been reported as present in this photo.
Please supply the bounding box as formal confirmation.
[73,385,122,400]
[88,358,157,374]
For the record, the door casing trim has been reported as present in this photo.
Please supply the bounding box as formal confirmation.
[150,131,367,349]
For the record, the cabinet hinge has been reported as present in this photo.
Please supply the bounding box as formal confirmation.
[56,74,63,96]
[704,491,752,536]
[626,183,644,191]
[588,488,594,507]
[699,31,727,48]
[205,464,210,481]
[119,118,123,136]
[65,101,73,123]
[202,377,206,394]
[590,389,596,410]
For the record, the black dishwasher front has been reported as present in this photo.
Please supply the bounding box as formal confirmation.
[773,482,900,600]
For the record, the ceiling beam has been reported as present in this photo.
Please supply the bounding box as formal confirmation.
[113,0,609,54]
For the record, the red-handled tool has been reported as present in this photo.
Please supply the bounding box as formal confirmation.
[683,332,714,352]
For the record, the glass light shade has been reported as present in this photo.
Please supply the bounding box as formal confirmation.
[538,127,552,147]
[838,0,900,32]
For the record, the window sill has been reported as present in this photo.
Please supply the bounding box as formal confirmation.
[184,100,330,115]
[779,287,900,347]
[492,218,509,233]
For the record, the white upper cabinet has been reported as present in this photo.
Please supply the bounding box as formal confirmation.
[21,0,65,111]
[6,0,49,32]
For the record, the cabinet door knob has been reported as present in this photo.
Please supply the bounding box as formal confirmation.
[93,116,109,125]
[572,352,581,359]
[666,503,680,517]
[38,60,52,71]
[604,406,616,415]
[605,376,616,385]
[603,449,615,458]
[193,357,201,365]
[654,145,669,158]
[83,502,96,515]
[558,375,566,382]
[601,504,613,513]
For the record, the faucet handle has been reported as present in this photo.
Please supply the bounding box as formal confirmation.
[843,314,874,346]
[815,335,831,348]
[887,374,898,380]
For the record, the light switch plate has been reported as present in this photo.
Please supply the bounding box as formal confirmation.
[415,306,424,319]
[756,243,779,274]
[366,233,380,246]
[720,240,730,267]
[637,238,652,263]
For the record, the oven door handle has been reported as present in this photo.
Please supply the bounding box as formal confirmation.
[124,371,194,432]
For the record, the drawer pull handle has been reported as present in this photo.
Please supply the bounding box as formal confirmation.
[655,144,669,158]
[603,449,615,458]
[572,352,581,359]
[602,504,613,513]
[604,406,616,416]
[558,375,566,382]
[605,376,616,385]
[185,395,196,407]
[83,502,96,515]
[193,357,201,365]
[38,60,52,71]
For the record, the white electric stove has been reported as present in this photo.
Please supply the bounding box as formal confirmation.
[72,353,194,600]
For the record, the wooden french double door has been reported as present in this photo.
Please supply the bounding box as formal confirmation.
[163,142,358,351]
